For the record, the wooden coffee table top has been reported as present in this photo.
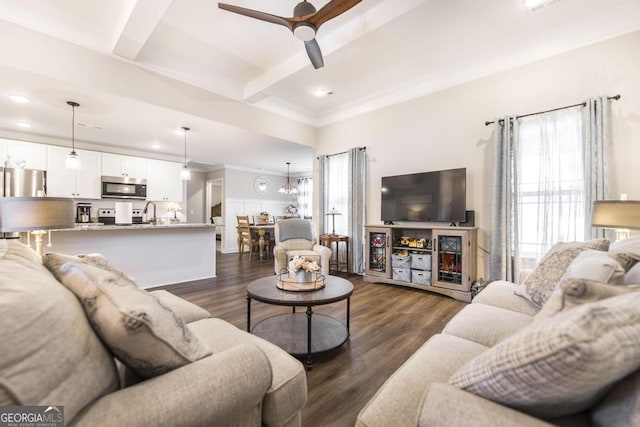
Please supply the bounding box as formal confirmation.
[247,275,354,307]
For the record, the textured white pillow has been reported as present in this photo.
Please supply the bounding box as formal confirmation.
[43,253,212,378]
[449,291,640,418]
[535,277,637,319]
[514,239,609,307]
[561,250,635,284]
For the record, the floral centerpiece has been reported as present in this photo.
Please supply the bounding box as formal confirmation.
[288,255,320,274]
[288,255,320,283]
[276,255,324,290]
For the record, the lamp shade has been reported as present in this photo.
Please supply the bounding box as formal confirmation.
[0,197,75,232]
[591,200,640,230]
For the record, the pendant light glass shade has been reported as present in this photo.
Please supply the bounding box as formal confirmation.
[279,162,298,194]
[66,101,81,170]
[181,126,191,181]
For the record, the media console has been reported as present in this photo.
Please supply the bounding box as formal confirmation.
[364,225,477,302]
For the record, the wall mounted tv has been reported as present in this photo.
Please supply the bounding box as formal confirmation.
[381,168,466,223]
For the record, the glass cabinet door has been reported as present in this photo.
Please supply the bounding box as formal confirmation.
[366,227,391,278]
[432,229,472,291]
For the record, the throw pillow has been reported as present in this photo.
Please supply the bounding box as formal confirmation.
[514,239,609,307]
[535,277,638,319]
[561,249,637,284]
[278,219,313,242]
[43,253,212,378]
[448,291,640,418]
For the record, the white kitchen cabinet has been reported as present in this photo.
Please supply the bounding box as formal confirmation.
[146,159,183,201]
[46,146,101,198]
[102,153,146,179]
[1,139,47,170]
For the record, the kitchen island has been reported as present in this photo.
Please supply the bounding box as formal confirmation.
[47,223,216,288]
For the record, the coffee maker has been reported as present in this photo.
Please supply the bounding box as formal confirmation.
[76,203,92,223]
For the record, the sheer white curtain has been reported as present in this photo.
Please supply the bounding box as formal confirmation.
[296,177,313,218]
[517,106,585,268]
[323,154,349,235]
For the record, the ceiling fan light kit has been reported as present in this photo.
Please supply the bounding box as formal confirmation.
[218,0,363,69]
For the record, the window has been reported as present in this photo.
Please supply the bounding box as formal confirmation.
[516,106,584,268]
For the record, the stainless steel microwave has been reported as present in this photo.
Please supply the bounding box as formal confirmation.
[101,176,147,200]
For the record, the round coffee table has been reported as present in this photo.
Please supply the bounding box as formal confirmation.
[247,275,353,369]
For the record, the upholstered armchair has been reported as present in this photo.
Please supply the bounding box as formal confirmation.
[274,219,332,275]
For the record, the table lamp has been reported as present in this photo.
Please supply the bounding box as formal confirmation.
[0,197,75,255]
[326,206,342,236]
[591,200,640,241]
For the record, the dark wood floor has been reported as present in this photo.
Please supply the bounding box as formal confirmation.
[153,252,466,427]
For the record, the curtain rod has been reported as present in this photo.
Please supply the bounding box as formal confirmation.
[316,146,366,160]
[484,94,621,126]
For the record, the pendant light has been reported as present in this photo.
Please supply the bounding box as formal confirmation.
[180,126,191,180]
[279,162,298,194]
[65,101,81,169]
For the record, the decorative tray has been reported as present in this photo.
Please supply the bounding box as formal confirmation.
[276,271,325,292]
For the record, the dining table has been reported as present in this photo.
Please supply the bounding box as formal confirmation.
[237,224,275,260]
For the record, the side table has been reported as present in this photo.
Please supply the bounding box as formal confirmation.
[320,234,349,274]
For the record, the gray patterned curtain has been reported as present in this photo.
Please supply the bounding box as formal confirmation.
[584,96,612,239]
[489,116,520,282]
[348,147,366,274]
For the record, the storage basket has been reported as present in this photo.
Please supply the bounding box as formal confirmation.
[392,267,411,282]
[410,253,432,271]
[391,253,411,268]
[411,270,431,286]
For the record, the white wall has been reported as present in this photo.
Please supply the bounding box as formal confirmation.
[316,30,640,280]
[186,171,206,223]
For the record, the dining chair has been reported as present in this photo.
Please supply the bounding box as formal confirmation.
[237,224,260,260]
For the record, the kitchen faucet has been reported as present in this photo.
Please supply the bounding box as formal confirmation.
[142,201,157,224]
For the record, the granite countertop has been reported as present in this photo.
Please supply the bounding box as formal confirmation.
[57,223,215,232]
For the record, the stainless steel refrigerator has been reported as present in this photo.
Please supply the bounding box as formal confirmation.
[1,167,47,238]
[1,167,47,197]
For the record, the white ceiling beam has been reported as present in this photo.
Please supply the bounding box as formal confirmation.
[112,0,173,60]
[243,0,429,103]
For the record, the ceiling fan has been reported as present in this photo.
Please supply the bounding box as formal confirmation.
[218,0,363,69]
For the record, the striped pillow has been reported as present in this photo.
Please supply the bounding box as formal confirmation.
[449,291,640,418]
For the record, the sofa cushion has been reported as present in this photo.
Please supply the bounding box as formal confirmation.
[591,369,640,427]
[0,241,118,420]
[536,277,638,319]
[514,239,609,307]
[449,291,640,419]
[356,334,487,427]
[443,303,533,347]
[43,253,212,379]
[472,281,539,316]
[188,318,307,427]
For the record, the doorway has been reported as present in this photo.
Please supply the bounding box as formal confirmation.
[205,178,224,249]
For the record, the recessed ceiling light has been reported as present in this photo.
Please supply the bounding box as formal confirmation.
[8,94,30,103]
[151,143,162,149]
[313,88,333,97]
[174,128,186,136]
[14,121,32,128]
[523,0,559,12]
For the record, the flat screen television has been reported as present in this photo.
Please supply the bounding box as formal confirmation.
[381,168,466,223]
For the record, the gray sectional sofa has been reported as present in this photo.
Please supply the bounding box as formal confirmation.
[357,237,640,426]
[0,240,306,427]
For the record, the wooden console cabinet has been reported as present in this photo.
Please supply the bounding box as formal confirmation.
[364,225,477,302]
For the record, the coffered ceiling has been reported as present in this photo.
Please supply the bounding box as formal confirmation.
[0,0,639,174]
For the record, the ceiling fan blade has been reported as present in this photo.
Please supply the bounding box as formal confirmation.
[218,3,293,30]
[304,39,324,69]
[309,0,362,29]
